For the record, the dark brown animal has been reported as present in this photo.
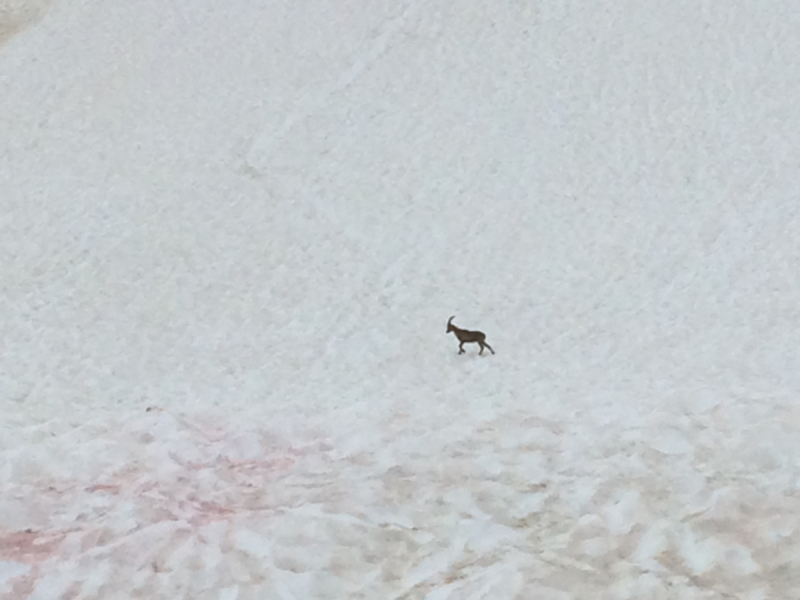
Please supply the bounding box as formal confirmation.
[446,316,494,355]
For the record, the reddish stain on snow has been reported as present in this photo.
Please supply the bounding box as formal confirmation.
[0,528,75,600]
[0,529,69,562]
[86,483,120,493]
[221,456,296,473]
[181,499,239,527]
[2,566,38,600]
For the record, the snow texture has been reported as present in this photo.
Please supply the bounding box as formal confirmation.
[2,0,800,598]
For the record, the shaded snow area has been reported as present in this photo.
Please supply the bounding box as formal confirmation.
[0,0,58,47]
[2,0,800,598]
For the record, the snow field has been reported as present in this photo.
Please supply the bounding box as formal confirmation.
[3,0,800,597]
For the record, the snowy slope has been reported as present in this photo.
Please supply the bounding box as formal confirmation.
[2,0,800,598]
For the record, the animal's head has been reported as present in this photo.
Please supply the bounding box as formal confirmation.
[447,315,455,333]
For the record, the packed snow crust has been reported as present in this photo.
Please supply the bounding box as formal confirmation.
[2,0,800,598]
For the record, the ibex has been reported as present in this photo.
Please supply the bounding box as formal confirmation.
[446,316,495,355]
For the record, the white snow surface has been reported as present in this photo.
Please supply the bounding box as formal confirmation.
[2,0,800,598]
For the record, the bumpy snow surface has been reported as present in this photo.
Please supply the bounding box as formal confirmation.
[3,1,800,598]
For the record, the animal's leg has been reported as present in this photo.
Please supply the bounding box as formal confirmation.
[484,341,495,355]
[458,341,465,354]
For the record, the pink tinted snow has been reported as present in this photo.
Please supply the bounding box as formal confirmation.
[2,403,799,599]
[0,410,304,599]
